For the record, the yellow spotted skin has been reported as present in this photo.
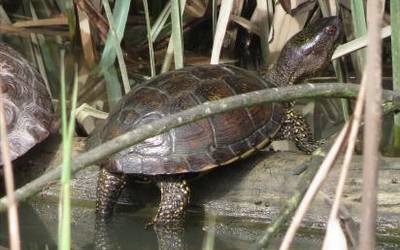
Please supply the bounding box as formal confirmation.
[96,167,190,227]
[96,168,127,217]
[151,179,190,226]
[274,109,318,154]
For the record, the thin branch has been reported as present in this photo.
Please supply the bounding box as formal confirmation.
[359,1,385,249]
[0,83,399,211]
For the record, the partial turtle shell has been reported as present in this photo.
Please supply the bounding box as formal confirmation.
[0,42,54,164]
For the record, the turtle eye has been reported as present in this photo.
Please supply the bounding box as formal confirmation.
[324,25,337,35]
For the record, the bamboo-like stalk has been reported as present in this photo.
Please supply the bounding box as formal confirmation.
[0,83,399,212]
[359,1,384,249]
[143,0,156,77]
[391,0,400,149]
[0,80,20,250]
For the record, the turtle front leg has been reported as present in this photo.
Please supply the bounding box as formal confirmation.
[96,167,127,218]
[151,178,190,227]
[274,109,318,154]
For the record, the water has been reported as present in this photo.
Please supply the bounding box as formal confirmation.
[0,202,399,250]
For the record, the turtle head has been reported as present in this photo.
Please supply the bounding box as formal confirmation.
[273,16,341,85]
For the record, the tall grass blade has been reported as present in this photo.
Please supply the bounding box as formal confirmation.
[210,0,234,64]
[151,2,171,42]
[256,0,269,63]
[161,37,175,73]
[212,0,217,36]
[349,0,367,73]
[171,0,184,69]
[104,67,124,108]
[101,0,130,94]
[58,50,78,250]
[99,0,131,69]
[161,0,186,73]
[143,0,156,77]
[26,1,58,97]
[391,0,400,149]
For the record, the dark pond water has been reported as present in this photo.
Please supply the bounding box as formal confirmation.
[0,203,399,250]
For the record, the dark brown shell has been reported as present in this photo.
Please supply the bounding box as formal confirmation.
[101,65,283,175]
[0,43,54,164]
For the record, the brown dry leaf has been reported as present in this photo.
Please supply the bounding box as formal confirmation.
[230,15,261,36]
[77,8,96,68]
[12,15,67,28]
[186,0,207,18]
[267,2,312,65]
[75,0,108,43]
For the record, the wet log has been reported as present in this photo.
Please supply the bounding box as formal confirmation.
[8,135,400,244]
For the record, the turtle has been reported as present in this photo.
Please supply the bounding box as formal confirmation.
[0,42,54,165]
[95,17,341,227]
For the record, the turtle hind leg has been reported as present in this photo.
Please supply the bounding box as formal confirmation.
[275,109,318,154]
[96,167,127,218]
[151,178,190,227]
[95,168,127,249]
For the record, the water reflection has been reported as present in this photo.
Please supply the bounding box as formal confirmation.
[0,204,56,249]
[0,203,398,249]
